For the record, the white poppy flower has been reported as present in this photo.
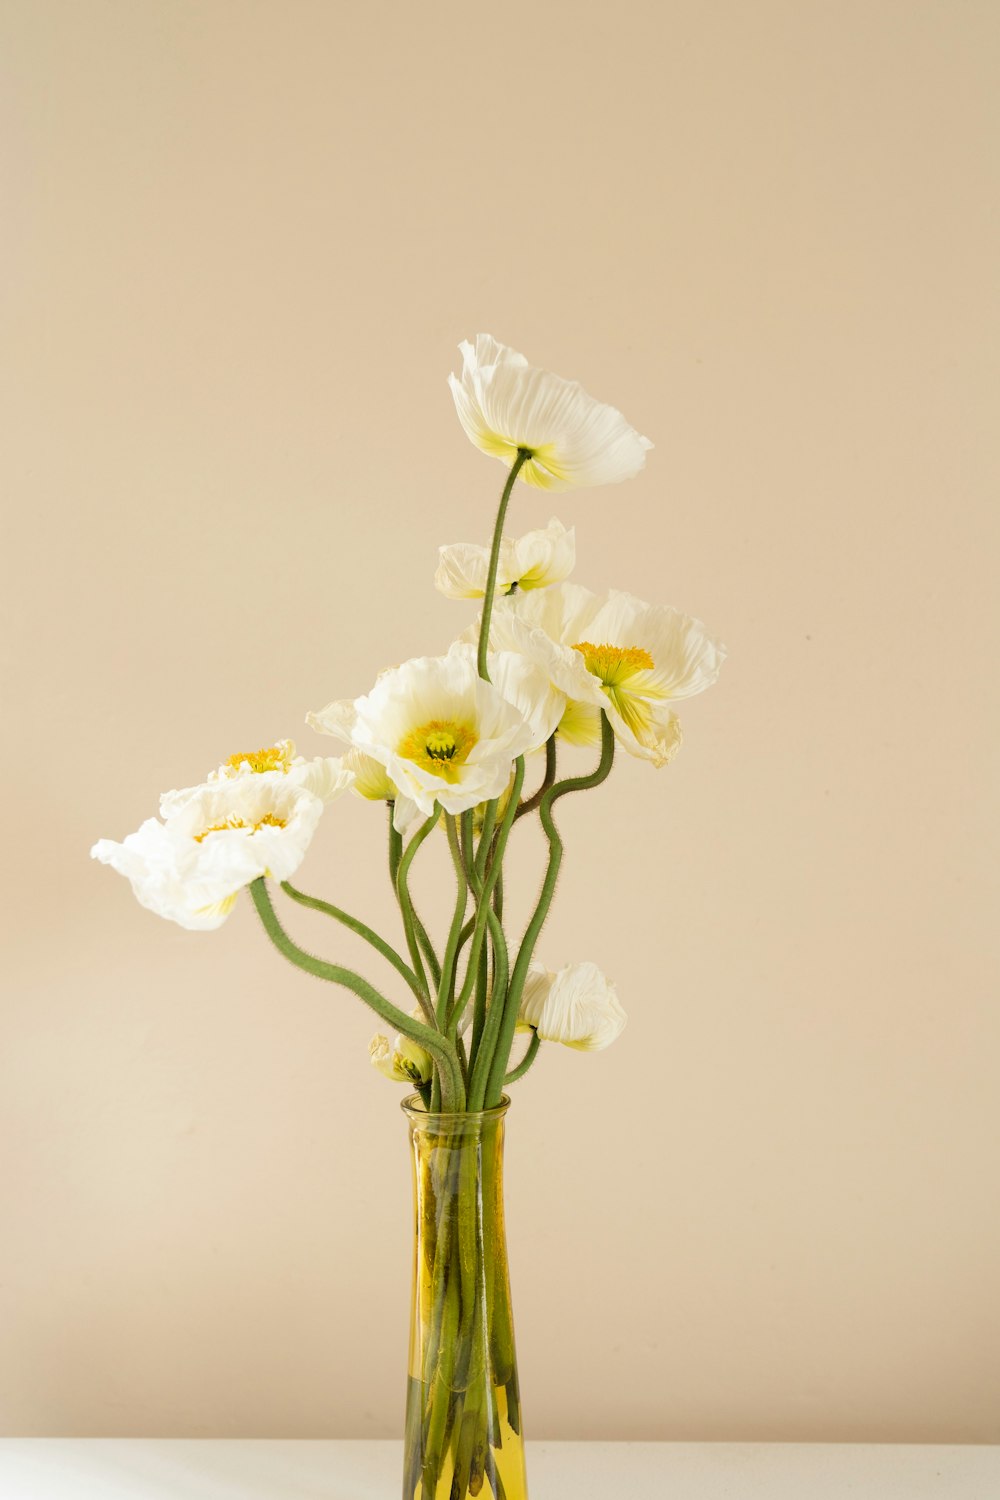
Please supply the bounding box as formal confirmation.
[91,778,325,931]
[308,653,538,826]
[435,518,575,600]
[448,334,652,491]
[517,960,627,1051]
[484,583,726,767]
[160,739,354,817]
[445,641,566,751]
[369,1029,433,1085]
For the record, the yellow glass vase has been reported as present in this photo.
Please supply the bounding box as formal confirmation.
[402,1095,528,1500]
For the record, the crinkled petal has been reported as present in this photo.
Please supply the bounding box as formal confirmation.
[449,334,651,491]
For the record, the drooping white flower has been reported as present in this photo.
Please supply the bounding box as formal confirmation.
[307,653,539,826]
[435,518,575,600]
[448,334,652,491]
[483,583,726,767]
[91,778,325,931]
[369,1027,433,1085]
[160,739,354,817]
[517,960,627,1051]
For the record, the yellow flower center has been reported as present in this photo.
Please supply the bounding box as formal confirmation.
[573,642,655,684]
[397,719,478,782]
[573,642,658,736]
[224,744,293,774]
[195,812,288,842]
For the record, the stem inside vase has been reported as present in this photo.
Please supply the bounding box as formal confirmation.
[402,1094,528,1500]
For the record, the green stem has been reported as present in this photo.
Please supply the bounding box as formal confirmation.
[249,878,464,1110]
[394,809,441,1021]
[440,818,471,1027]
[471,933,488,1070]
[388,811,402,890]
[504,1029,541,1084]
[412,913,442,990]
[484,712,616,1106]
[514,733,557,822]
[477,448,531,682]
[474,799,498,882]
[389,807,442,992]
[280,881,426,1008]
[448,759,524,1046]
[467,906,510,1111]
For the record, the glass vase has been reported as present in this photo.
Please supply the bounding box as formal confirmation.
[401,1094,528,1500]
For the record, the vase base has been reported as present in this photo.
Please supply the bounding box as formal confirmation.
[404,1375,528,1500]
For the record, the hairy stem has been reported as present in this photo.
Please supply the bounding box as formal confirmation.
[477,448,531,682]
[249,878,464,1110]
[280,881,426,1008]
[394,809,441,1024]
[484,712,616,1105]
[504,1029,541,1084]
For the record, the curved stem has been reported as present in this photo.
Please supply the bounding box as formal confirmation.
[412,913,442,990]
[483,712,616,1106]
[514,734,557,822]
[390,807,442,992]
[448,758,524,1042]
[467,905,509,1110]
[249,878,464,1109]
[477,448,531,682]
[474,799,498,882]
[440,818,471,1026]
[504,1029,541,1084]
[394,809,441,1021]
[280,881,426,1008]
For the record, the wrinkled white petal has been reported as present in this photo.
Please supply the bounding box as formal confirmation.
[313,653,537,821]
[160,741,353,817]
[92,779,325,931]
[517,959,627,1051]
[435,518,575,600]
[481,583,724,766]
[448,334,651,491]
[305,698,357,746]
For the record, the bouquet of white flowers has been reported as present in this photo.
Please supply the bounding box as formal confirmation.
[93,334,725,1500]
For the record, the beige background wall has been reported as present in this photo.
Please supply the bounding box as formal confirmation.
[2,0,997,1443]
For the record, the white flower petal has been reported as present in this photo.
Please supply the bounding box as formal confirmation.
[93,779,325,930]
[483,583,723,765]
[369,1028,432,1084]
[160,741,354,817]
[518,960,627,1051]
[435,519,576,601]
[449,334,651,491]
[325,653,537,820]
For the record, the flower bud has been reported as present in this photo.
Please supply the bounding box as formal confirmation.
[369,1029,433,1084]
[517,959,626,1051]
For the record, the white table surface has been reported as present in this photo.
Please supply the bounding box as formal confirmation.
[0,1440,998,1498]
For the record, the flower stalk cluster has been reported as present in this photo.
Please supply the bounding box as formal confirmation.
[92,334,725,1117]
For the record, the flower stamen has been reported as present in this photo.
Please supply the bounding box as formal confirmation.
[397,719,478,782]
[573,642,659,736]
[573,642,655,684]
[223,743,294,775]
[195,812,288,842]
